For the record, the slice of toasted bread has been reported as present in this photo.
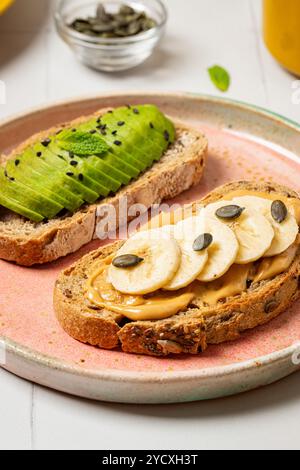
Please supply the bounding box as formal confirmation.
[0,109,207,266]
[54,181,300,356]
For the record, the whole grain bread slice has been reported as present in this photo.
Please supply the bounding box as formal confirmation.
[0,109,207,266]
[54,181,300,356]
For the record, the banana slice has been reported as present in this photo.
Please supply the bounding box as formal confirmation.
[164,239,208,291]
[175,216,239,282]
[203,200,275,264]
[132,225,175,241]
[108,237,181,295]
[233,196,298,257]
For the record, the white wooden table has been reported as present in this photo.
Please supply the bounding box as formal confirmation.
[0,0,299,450]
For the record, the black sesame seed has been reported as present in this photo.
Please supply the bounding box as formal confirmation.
[89,129,96,134]
[70,160,78,166]
[112,130,118,136]
[69,152,74,158]
[15,159,20,166]
[126,104,131,109]
[164,130,170,142]
[108,110,113,114]
[66,172,74,177]
[118,121,125,126]
[96,117,102,123]
[133,108,139,114]
[58,155,64,160]
[41,138,51,147]
[55,129,63,135]
[4,170,14,181]
[36,151,42,157]
[100,130,107,136]
[114,140,122,146]
[78,173,84,181]
[72,128,77,132]
[149,122,154,129]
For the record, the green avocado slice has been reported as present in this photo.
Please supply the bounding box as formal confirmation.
[0,191,44,222]
[78,119,145,172]
[98,114,154,168]
[49,142,120,194]
[135,105,176,143]
[18,148,84,212]
[33,143,101,202]
[6,158,65,212]
[0,167,59,220]
[110,107,165,161]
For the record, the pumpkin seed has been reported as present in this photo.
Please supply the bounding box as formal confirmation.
[112,254,144,268]
[264,299,279,314]
[69,3,157,39]
[119,5,136,16]
[215,204,245,220]
[271,200,288,224]
[193,233,213,251]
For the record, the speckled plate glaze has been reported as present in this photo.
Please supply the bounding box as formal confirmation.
[1,92,300,404]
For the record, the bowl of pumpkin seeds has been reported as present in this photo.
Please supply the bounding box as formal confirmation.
[55,0,168,72]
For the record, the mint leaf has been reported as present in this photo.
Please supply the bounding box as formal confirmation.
[56,131,109,155]
[208,65,231,92]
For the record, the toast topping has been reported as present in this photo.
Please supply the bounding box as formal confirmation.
[253,238,299,283]
[194,263,251,306]
[86,260,194,321]
[86,191,299,321]
[112,254,144,268]
[0,105,175,222]
[271,200,288,224]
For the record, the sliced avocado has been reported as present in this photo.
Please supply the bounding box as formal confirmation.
[78,119,145,173]
[0,191,43,223]
[97,150,138,180]
[49,141,119,194]
[33,143,101,203]
[19,148,84,212]
[135,104,176,146]
[98,114,154,168]
[46,141,111,197]
[6,158,65,212]
[63,122,140,179]
[0,167,60,220]
[111,107,165,161]
[87,154,131,185]
[68,155,122,193]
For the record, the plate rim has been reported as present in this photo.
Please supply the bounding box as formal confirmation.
[2,336,300,383]
[0,90,299,134]
[1,91,300,394]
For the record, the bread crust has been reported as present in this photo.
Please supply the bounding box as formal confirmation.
[54,181,300,357]
[0,110,207,266]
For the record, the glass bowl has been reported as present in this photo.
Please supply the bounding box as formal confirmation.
[54,0,168,72]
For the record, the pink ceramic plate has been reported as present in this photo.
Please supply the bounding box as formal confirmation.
[1,92,300,403]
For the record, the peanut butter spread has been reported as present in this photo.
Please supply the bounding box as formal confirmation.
[86,191,300,321]
[87,258,194,321]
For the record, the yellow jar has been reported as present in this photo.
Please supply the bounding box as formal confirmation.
[0,0,14,15]
[263,0,300,76]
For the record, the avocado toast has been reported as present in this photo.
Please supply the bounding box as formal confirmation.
[0,105,207,266]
